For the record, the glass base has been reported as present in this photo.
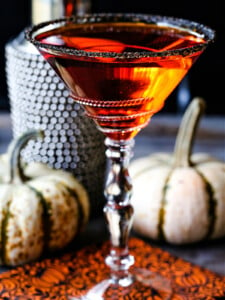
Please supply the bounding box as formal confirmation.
[69,267,172,300]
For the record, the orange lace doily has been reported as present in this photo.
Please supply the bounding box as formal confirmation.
[0,238,224,299]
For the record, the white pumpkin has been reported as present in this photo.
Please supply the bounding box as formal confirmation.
[0,154,9,183]
[0,130,89,266]
[130,98,225,244]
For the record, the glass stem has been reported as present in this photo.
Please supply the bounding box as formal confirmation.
[104,137,135,287]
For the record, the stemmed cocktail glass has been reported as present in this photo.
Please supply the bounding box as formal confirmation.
[26,14,214,299]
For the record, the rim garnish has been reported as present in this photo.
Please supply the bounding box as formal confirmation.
[25,13,215,60]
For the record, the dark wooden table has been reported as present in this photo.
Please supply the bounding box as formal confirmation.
[0,112,225,276]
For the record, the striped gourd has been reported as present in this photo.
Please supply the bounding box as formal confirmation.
[130,98,225,244]
[0,130,89,265]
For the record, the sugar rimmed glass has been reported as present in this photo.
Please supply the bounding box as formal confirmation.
[26,13,214,299]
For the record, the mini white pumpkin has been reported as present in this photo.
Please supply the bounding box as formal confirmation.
[0,130,89,266]
[130,98,225,244]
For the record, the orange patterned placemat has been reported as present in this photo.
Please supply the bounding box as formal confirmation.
[0,238,224,299]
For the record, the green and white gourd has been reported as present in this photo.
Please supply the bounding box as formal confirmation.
[0,130,89,266]
[130,98,225,244]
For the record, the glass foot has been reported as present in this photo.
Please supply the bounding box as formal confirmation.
[69,267,172,300]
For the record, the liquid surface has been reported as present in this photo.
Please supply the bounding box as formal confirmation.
[37,22,206,140]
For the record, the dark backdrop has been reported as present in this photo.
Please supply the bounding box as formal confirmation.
[0,0,224,115]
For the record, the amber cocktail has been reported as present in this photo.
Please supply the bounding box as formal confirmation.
[26,14,214,299]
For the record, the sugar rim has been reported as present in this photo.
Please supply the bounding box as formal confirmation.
[25,13,215,59]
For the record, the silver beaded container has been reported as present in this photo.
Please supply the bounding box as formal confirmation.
[5,31,106,216]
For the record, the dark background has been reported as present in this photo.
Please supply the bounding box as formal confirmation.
[0,0,224,115]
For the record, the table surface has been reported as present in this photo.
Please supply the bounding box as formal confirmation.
[0,112,225,276]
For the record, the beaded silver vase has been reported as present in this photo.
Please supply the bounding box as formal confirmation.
[5,31,106,216]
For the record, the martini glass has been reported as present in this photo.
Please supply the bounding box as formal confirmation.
[26,14,214,299]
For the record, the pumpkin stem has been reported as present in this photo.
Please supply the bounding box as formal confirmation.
[172,97,205,168]
[9,130,44,184]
